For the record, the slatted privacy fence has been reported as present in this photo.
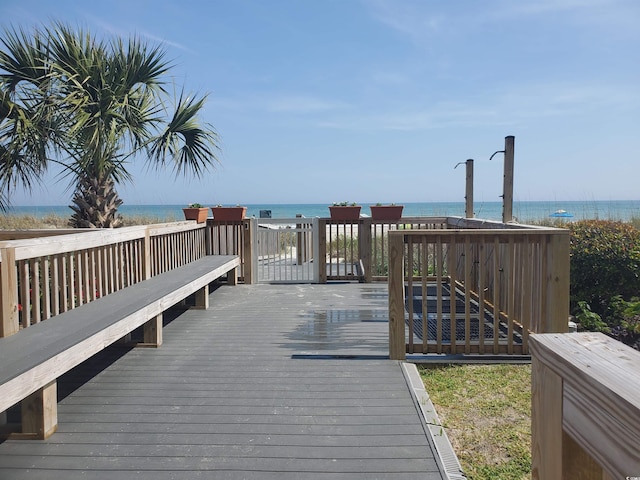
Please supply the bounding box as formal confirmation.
[388,227,570,359]
[0,222,208,337]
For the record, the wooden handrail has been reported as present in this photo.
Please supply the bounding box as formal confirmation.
[0,222,208,337]
[531,332,640,479]
[388,227,570,359]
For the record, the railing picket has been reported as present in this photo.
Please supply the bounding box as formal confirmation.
[82,250,90,303]
[478,239,485,354]
[30,258,41,325]
[464,236,472,354]
[436,237,443,354]
[19,260,30,328]
[522,236,532,354]
[51,256,60,317]
[507,236,514,354]
[449,235,457,353]
[407,236,414,353]
[492,237,500,352]
[421,239,428,353]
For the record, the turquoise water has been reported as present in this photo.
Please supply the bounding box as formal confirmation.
[5,200,640,222]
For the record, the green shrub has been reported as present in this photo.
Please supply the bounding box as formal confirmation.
[608,296,640,350]
[569,220,640,316]
[574,301,609,333]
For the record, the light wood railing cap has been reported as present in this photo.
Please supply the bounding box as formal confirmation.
[530,332,640,411]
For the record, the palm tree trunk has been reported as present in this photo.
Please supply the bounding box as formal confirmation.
[69,174,123,228]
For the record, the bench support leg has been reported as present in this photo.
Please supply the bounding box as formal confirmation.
[194,285,209,309]
[228,266,238,286]
[143,314,163,347]
[21,380,57,439]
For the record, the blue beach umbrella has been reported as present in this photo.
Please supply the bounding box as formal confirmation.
[549,209,574,218]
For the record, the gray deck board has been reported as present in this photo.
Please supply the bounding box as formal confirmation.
[0,283,446,479]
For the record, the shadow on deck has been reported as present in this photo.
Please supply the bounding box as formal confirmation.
[0,283,458,480]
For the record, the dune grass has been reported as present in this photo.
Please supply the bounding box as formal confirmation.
[0,213,177,229]
[419,364,532,480]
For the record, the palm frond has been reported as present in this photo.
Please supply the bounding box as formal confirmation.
[149,92,220,178]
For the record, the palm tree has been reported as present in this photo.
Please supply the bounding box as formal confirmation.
[0,22,219,227]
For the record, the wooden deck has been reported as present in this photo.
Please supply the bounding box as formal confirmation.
[0,283,449,479]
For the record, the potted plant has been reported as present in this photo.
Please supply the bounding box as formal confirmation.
[211,205,247,221]
[370,203,404,221]
[329,202,361,221]
[182,203,209,223]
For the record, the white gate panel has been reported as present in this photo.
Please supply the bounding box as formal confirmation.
[252,217,319,283]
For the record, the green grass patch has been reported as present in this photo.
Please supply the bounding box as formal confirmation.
[419,364,531,480]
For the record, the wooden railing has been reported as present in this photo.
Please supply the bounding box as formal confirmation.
[318,217,449,282]
[0,222,208,337]
[530,332,640,479]
[387,224,570,359]
[207,220,251,283]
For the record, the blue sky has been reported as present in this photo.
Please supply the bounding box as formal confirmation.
[2,0,639,206]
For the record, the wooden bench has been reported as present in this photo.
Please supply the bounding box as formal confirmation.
[0,254,240,439]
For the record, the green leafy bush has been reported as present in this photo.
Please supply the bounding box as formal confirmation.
[574,301,609,333]
[608,296,640,350]
[569,220,640,316]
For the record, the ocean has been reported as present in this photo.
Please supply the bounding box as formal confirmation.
[5,200,640,223]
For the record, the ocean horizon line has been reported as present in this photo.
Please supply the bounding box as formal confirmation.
[5,199,640,222]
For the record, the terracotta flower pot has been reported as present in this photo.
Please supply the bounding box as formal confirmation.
[211,206,247,221]
[329,205,361,221]
[370,205,404,221]
[182,207,208,223]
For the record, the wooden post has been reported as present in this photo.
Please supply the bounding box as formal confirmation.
[21,381,58,439]
[465,159,474,218]
[502,135,514,223]
[143,314,163,347]
[0,246,19,337]
[318,219,327,284]
[194,285,209,309]
[388,232,406,360]
[545,231,570,333]
[205,219,212,255]
[227,265,238,286]
[360,217,372,283]
[143,228,152,280]
[243,219,254,284]
[295,214,311,266]
[531,349,563,479]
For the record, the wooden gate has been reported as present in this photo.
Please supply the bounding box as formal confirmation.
[252,217,319,283]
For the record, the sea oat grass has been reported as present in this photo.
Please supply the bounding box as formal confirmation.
[420,364,532,480]
[0,213,178,229]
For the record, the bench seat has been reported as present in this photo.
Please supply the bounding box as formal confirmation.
[0,254,240,439]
